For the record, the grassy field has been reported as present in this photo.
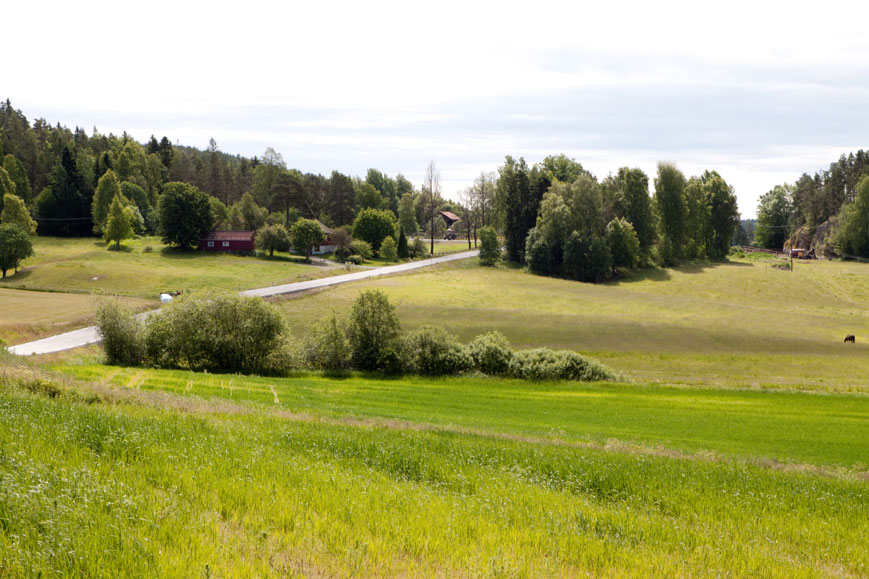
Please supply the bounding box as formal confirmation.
[1,362,866,577]
[54,363,869,470]
[0,288,152,346]
[272,256,869,392]
[0,236,340,299]
[5,252,869,576]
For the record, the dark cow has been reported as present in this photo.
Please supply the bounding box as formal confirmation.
[844,334,856,344]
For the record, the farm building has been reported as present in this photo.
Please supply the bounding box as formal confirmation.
[312,220,337,255]
[199,230,256,252]
[439,210,461,228]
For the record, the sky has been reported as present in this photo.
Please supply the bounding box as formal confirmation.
[5,0,869,217]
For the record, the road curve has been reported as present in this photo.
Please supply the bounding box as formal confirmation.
[7,250,479,356]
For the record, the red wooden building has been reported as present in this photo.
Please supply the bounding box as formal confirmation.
[199,230,256,252]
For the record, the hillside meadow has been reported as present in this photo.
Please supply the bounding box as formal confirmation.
[0,236,340,300]
[4,251,869,576]
[272,255,869,391]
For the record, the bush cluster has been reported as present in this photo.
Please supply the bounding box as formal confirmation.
[97,289,615,383]
[300,290,615,382]
[96,292,288,374]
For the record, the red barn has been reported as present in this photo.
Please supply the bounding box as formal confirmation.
[199,230,255,252]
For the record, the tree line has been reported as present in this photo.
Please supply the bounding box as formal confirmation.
[753,150,869,256]
[490,155,740,282]
[0,100,465,241]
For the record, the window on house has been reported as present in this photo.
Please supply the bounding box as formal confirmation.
[207,241,214,247]
[222,241,230,247]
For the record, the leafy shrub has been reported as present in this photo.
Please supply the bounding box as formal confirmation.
[95,297,145,366]
[349,240,373,260]
[352,208,398,252]
[509,348,615,382]
[144,292,287,374]
[401,326,470,376]
[143,245,153,253]
[347,254,364,265]
[478,226,500,265]
[300,315,351,371]
[380,236,398,262]
[347,290,401,371]
[410,237,427,258]
[466,331,513,376]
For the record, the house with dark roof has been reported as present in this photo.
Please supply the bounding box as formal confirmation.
[199,230,256,252]
[439,210,461,228]
[312,220,337,255]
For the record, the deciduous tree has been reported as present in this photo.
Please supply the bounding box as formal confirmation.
[0,223,33,277]
[158,182,214,249]
[104,194,134,250]
[1,193,37,235]
[290,218,326,262]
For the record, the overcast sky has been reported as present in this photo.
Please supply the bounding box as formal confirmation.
[6,0,869,217]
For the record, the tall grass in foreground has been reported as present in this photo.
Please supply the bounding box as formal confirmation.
[0,375,866,577]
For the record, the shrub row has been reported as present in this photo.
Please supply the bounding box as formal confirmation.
[96,290,615,382]
[300,291,616,382]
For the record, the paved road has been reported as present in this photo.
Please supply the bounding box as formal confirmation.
[7,250,479,356]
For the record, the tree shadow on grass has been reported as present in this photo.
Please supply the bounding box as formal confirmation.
[0,268,34,283]
[608,259,751,285]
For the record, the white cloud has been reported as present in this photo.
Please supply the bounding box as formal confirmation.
[5,0,869,216]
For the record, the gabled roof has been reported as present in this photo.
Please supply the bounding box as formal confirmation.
[201,230,256,241]
[314,220,333,234]
[440,210,461,223]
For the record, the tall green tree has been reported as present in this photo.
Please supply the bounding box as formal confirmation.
[654,162,687,263]
[682,177,708,258]
[834,176,869,258]
[497,156,532,263]
[541,154,588,184]
[754,184,793,249]
[352,208,398,253]
[91,169,121,233]
[0,167,14,215]
[398,192,418,234]
[704,173,739,259]
[616,167,655,256]
[347,289,401,371]
[1,193,37,235]
[290,218,326,262]
[606,217,640,271]
[2,154,30,203]
[158,182,214,248]
[104,194,134,250]
[355,182,384,211]
[0,223,33,277]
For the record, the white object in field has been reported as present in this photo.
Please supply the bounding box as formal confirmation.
[160,293,173,303]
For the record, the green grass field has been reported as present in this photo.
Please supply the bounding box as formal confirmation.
[273,256,869,392]
[0,236,339,299]
[1,362,866,577]
[4,251,869,576]
[0,288,152,346]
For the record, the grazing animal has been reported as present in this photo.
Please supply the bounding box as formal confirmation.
[844,334,856,344]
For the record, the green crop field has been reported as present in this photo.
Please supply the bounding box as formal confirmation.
[4,253,869,576]
[1,359,866,577]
